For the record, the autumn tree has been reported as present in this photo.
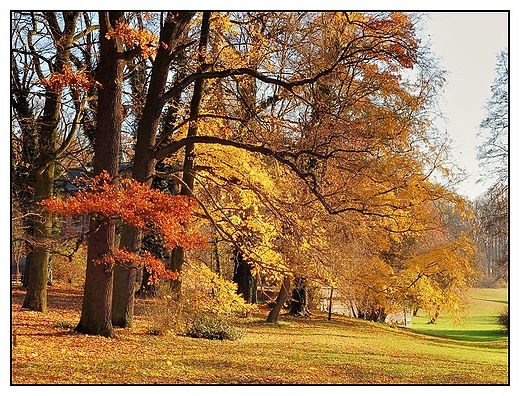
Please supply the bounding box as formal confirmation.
[111,12,196,327]
[150,12,466,324]
[474,49,509,283]
[63,11,125,337]
[14,12,477,333]
[11,12,97,311]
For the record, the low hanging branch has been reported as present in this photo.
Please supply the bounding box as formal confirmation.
[42,170,205,284]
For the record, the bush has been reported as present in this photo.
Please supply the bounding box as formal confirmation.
[497,307,509,332]
[145,260,251,337]
[186,313,243,341]
[51,244,87,287]
[145,292,185,336]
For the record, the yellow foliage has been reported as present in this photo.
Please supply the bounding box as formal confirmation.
[180,259,252,317]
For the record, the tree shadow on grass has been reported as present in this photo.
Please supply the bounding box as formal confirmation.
[406,327,508,344]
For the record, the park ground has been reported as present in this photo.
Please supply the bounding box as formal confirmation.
[11,284,508,384]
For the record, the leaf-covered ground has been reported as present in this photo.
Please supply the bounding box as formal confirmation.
[11,284,508,384]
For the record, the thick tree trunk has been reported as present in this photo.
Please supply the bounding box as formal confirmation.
[112,266,136,327]
[112,225,140,327]
[21,12,79,312]
[76,12,125,338]
[75,218,116,337]
[267,276,291,323]
[111,12,196,326]
[22,163,55,312]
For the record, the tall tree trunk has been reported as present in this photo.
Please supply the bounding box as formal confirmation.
[111,12,196,326]
[75,11,125,338]
[22,12,79,312]
[168,11,211,297]
[267,276,291,323]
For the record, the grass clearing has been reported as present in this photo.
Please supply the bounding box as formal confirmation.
[11,285,508,384]
[410,288,509,343]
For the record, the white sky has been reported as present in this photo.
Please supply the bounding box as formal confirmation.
[420,11,509,200]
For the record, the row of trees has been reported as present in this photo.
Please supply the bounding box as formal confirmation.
[12,12,479,337]
[474,49,509,284]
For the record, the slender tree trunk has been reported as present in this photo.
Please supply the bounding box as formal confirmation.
[267,276,291,323]
[328,287,334,321]
[168,12,211,297]
[214,239,221,275]
[76,11,125,338]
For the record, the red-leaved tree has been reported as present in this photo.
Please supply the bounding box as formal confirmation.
[43,171,203,287]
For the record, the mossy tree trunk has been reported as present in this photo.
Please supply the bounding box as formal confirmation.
[22,12,79,312]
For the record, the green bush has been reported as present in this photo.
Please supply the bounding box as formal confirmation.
[497,307,509,332]
[186,313,243,341]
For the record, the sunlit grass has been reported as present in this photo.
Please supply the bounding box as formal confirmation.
[12,286,509,384]
[410,288,508,343]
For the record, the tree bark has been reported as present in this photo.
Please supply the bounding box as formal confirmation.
[111,11,196,326]
[267,276,291,323]
[75,217,117,337]
[167,12,210,297]
[75,11,125,338]
[21,12,79,312]
[22,163,55,312]
[111,226,139,327]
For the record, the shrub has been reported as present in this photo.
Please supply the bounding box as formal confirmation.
[145,260,251,338]
[186,313,243,341]
[497,307,509,332]
[145,291,186,336]
[51,243,87,287]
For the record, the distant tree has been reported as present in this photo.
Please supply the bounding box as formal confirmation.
[477,49,508,186]
[475,49,509,283]
[233,249,257,304]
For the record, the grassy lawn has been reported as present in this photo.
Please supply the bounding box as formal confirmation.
[410,288,509,342]
[11,285,509,384]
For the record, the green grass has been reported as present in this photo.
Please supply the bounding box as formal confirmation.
[410,288,509,342]
[12,287,509,384]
